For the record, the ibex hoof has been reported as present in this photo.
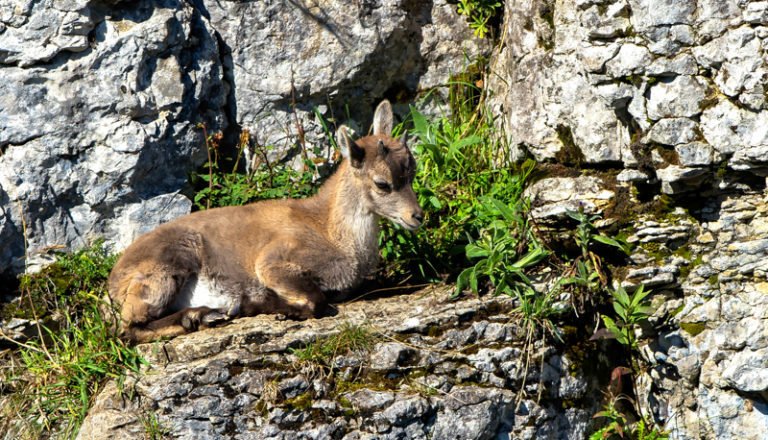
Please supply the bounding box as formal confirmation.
[181,308,230,331]
[202,311,230,326]
[227,298,242,317]
[181,312,203,331]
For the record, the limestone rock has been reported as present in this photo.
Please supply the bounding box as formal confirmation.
[430,387,512,440]
[525,176,615,221]
[344,389,395,412]
[369,342,415,371]
[0,0,226,273]
[580,44,620,72]
[617,169,650,183]
[645,118,699,146]
[0,318,37,346]
[700,99,768,160]
[675,142,717,167]
[0,0,93,66]
[646,76,709,120]
[200,0,490,164]
[605,44,652,77]
[629,0,695,30]
[744,2,768,23]
[643,24,695,56]
[646,53,698,76]
[693,26,766,109]
[581,3,631,39]
[656,165,708,194]
[487,1,768,439]
[487,0,627,165]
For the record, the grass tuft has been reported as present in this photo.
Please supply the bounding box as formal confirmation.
[0,241,146,440]
[289,323,375,370]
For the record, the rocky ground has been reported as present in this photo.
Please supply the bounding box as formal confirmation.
[76,286,604,440]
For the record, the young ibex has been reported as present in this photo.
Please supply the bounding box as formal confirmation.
[107,100,423,343]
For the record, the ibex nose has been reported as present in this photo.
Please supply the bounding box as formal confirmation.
[412,210,424,224]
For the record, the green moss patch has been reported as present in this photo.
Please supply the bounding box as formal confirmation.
[555,124,585,167]
[680,322,707,337]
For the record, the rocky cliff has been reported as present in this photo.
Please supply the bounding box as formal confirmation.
[488,0,768,438]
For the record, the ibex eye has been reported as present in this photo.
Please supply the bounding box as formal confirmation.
[374,180,391,191]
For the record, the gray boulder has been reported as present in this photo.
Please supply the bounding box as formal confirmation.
[0,0,226,273]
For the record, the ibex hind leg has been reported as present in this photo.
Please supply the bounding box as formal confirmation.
[123,306,230,343]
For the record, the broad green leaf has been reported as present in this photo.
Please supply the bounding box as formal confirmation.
[465,244,490,259]
[455,267,473,297]
[451,135,483,150]
[489,197,521,224]
[630,285,652,307]
[469,267,479,294]
[613,301,627,321]
[592,235,623,249]
[512,246,549,269]
[410,105,429,140]
[613,286,631,307]
[566,209,584,222]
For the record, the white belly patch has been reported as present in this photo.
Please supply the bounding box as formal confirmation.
[172,276,235,312]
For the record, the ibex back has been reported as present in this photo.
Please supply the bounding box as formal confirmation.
[107,100,423,343]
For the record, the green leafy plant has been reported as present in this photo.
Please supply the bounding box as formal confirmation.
[190,124,319,211]
[600,285,653,350]
[456,0,502,38]
[591,285,665,439]
[634,419,668,440]
[561,207,631,310]
[456,195,549,297]
[590,367,668,440]
[590,367,633,440]
[512,284,562,339]
[378,79,536,283]
[139,411,168,440]
[0,242,146,440]
[569,208,632,258]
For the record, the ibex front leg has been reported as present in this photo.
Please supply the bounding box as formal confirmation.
[250,261,327,319]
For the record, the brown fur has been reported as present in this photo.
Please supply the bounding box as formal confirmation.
[107,101,423,343]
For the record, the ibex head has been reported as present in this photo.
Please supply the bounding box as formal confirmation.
[337,100,424,230]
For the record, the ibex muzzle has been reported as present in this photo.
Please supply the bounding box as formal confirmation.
[107,100,423,343]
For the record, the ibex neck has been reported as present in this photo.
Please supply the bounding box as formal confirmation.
[322,162,380,261]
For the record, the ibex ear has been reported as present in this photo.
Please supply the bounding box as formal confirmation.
[373,100,393,135]
[337,125,365,168]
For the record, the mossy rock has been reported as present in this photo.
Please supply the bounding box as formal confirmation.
[284,393,312,411]
[554,125,585,168]
[680,322,707,337]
